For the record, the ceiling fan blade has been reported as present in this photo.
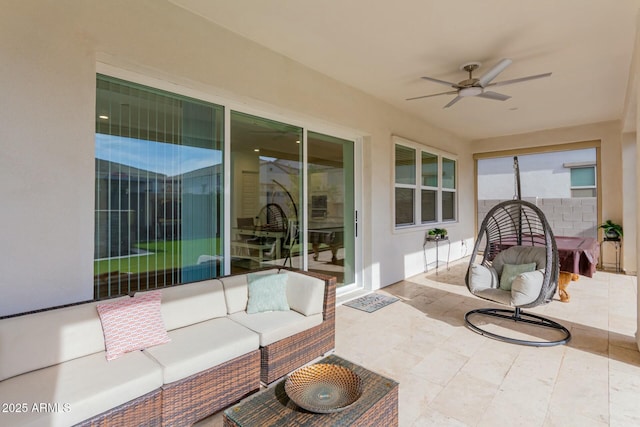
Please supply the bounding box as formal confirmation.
[421,76,459,87]
[478,58,513,87]
[443,96,463,109]
[476,91,511,101]
[489,72,552,87]
[406,90,458,101]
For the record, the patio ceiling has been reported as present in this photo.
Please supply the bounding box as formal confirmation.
[168,0,640,140]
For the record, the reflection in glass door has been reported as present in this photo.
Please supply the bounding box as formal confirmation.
[229,112,302,273]
[307,132,355,288]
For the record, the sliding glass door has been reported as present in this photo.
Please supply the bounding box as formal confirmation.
[95,74,360,298]
[229,112,302,272]
[307,132,356,288]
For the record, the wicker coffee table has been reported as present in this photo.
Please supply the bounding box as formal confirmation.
[223,355,399,426]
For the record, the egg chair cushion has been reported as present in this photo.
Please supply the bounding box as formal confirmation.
[511,270,545,306]
[492,246,547,276]
[468,264,499,293]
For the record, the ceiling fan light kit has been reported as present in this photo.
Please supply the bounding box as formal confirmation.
[407,58,551,108]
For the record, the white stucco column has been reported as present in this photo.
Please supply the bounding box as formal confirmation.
[636,87,640,352]
[636,128,640,351]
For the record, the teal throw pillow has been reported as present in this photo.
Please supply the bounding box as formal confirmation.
[246,273,290,314]
[500,263,537,291]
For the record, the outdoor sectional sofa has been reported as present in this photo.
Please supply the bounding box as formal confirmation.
[0,268,336,426]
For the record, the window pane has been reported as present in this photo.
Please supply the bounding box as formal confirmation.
[570,167,595,187]
[571,188,596,198]
[442,191,455,221]
[230,112,302,272]
[421,190,437,222]
[395,188,414,225]
[422,152,438,187]
[395,145,415,185]
[95,75,224,299]
[442,158,456,189]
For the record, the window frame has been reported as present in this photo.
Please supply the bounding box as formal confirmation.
[393,136,458,229]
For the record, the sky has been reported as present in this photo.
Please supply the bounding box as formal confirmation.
[96,134,222,176]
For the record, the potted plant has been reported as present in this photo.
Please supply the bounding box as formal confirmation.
[599,220,623,240]
[427,228,448,240]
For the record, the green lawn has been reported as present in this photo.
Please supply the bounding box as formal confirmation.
[94,238,221,275]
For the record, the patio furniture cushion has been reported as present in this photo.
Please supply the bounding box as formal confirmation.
[492,246,547,276]
[220,269,280,314]
[0,298,123,382]
[229,310,323,347]
[158,279,227,331]
[499,262,537,291]
[511,270,545,306]
[247,273,290,314]
[284,270,325,316]
[474,288,513,306]
[97,291,171,361]
[143,317,259,384]
[0,350,162,427]
[468,264,499,293]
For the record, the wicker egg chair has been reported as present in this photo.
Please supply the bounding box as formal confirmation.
[465,158,571,347]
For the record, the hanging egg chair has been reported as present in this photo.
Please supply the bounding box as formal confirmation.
[465,157,571,346]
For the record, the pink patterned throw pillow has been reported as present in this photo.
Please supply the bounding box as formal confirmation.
[97,290,171,361]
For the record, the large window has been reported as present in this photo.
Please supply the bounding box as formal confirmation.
[95,75,224,299]
[394,137,457,227]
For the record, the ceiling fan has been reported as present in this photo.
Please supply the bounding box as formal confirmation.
[406,58,551,108]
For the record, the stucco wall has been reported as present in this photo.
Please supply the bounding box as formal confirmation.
[477,149,596,200]
[0,1,474,316]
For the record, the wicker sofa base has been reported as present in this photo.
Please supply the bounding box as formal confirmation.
[260,320,335,384]
[160,349,261,427]
[74,388,162,427]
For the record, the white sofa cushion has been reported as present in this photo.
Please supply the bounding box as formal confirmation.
[220,269,280,314]
[0,299,125,381]
[143,317,259,384]
[283,270,325,316]
[159,279,227,331]
[0,350,162,427]
[229,310,323,347]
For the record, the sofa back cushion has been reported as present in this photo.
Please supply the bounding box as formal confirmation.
[284,271,325,316]
[221,269,280,314]
[159,279,227,331]
[0,299,118,381]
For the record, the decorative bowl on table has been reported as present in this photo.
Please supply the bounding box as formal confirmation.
[284,363,363,413]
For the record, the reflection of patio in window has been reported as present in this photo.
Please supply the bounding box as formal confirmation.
[94,75,223,298]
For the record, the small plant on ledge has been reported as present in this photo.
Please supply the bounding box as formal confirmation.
[427,228,448,240]
[599,220,623,240]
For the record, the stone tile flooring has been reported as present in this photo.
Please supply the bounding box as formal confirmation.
[197,260,639,426]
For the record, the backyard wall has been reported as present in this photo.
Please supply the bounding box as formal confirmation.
[477,197,598,239]
[0,1,474,316]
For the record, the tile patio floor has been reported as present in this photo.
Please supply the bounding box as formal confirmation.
[197,259,640,426]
